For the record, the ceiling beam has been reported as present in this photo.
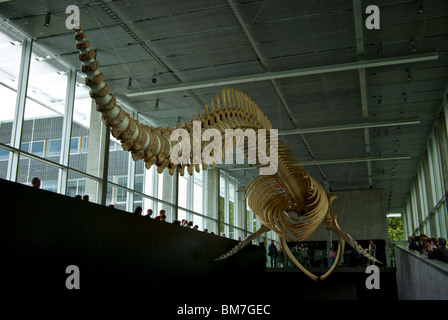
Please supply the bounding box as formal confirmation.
[223,155,411,170]
[278,119,421,136]
[300,155,411,166]
[353,0,373,188]
[125,52,438,97]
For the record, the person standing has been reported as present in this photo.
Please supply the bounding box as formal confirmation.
[133,206,143,215]
[303,243,311,267]
[408,236,418,251]
[292,244,300,267]
[155,209,165,220]
[31,177,41,188]
[268,240,278,267]
[329,246,336,265]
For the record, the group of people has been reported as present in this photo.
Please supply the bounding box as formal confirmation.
[408,234,448,263]
[267,240,378,268]
[268,241,314,268]
[131,206,214,233]
[74,194,90,201]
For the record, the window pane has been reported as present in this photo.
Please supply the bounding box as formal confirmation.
[0,147,11,179]
[140,195,155,217]
[134,195,143,211]
[235,228,244,241]
[21,46,67,160]
[247,203,254,233]
[70,137,79,154]
[108,134,129,188]
[17,155,59,192]
[0,148,9,161]
[68,171,98,203]
[178,175,188,209]
[194,170,203,185]
[142,165,156,206]
[192,213,204,231]
[80,136,88,154]
[193,171,203,214]
[47,139,61,158]
[204,218,217,234]
[70,81,93,173]
[31,140,44,157]
[158,168,175,205]
[66,178,85,198]
[0,30,22,145]
[438,202,447,239]
[229,179,235,226]
[418,166,427,215]
[106,183,127,211]
[135,160,145,189]
[178,209,188,224]
[219,174,226,224]
[20,142,29,152]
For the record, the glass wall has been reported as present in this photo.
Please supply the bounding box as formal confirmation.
[218,171,263,241]
[402,115,448,242]
[0,29,22,146]
[178,169,213,230]
[17,155,60,192]
[21,51,68,161]
[69,81,91,173]
[0,22,276,257]
[0,148,12,179]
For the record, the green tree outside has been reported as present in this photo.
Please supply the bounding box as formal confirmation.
[387,216,404,267]
[387,216,403,241]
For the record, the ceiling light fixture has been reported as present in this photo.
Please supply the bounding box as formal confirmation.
[127,77,133,89]
[402,93,408,104]
[377,96,384,104]
[417,0,424,13]
[44,12,51,27]
[376,43,383,54]
[406,69,412,81]
[152,74,157,84]
[410,39,417,52]
[154,99,159,110]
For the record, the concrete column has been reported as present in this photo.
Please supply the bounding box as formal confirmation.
[237,184,247,239]
[126,152,135,212]
[173,167,179,221]
[85,99,109,204]
[160,168,176,221]
[142,165,155,214]
[205,168,219,234]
